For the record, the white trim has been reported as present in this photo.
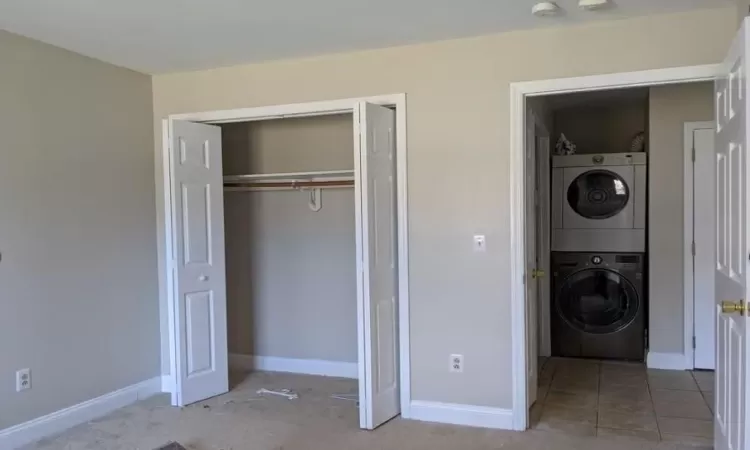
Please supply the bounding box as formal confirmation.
[161,374,174,394]
[0,377,162,449]
[162,117,178,406]
[510,64,721,431]
[683,122,695,371]
[160,94,411,421]
[683,121,715,371]
[647,351,690,370]
[409,401,514,430]
[521,65,719,97]
[229,354,358,379]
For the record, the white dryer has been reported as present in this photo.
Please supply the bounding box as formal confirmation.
[552,153,647,252]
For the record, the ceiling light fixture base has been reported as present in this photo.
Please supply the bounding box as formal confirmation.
[532,2,561,17]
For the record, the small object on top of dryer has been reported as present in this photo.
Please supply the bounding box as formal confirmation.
[551,152,647,253]
[630,131,646,152]
[555,133,577,155]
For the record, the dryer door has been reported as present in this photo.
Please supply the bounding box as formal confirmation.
[556,269,640,334]
[562,166,635,229]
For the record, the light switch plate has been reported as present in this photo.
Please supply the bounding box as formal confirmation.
[473,235,486,252]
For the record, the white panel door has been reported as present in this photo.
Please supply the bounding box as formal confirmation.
[714,19,749,450]
[693,127,716,370]
[537,135,552,358]
[525,113,539,408]
[355,102,399,430]
[171,120,228,406]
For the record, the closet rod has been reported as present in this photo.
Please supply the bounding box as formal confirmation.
[224,179,354,191]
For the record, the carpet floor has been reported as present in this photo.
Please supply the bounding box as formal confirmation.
[22,370,711,450]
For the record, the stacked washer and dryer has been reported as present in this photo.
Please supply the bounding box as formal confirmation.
[551,153,647,361]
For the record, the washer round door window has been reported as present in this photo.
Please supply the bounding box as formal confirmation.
[556,269,639,334]
[567,170,629,219]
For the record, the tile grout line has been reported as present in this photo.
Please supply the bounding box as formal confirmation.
[645,370,664,441]
[691,370,714,413]
[595,361,601,433]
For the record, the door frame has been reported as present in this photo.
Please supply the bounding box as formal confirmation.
[158,94,412,419]
[509,65,720,430]
[683,121,716,370]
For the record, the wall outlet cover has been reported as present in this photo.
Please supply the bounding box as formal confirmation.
[450,354,464,373]
[16,368,31,392]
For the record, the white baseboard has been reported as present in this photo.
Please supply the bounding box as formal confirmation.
[229,353,358,379]
[647,351,688,370]
[409,401,514,430]
[0,376,163,450]
[161,374,174,394]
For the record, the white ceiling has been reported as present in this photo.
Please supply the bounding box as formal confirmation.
[0,0,731,74]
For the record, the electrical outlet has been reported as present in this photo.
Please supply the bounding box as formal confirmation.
[16,368,31,392]
[450,354,464,373]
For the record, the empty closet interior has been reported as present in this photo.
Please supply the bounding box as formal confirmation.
[220,114,359,374]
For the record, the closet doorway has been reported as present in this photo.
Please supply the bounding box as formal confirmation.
[161,94,409,430]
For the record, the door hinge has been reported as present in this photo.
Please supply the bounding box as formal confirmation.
[693,336,696,349]
[692,241,696,256]
[691,146,696,162]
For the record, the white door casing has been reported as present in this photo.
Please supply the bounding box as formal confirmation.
[525,111,539,407]
[714,19,749,450]
[355,102,400,429]
[692,126,716,370]
[170,120,229,406]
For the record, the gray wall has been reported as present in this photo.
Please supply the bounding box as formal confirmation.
[153,7,734,410]
[648,82,713,355]
[552,99,647,154]
[221,116,357,362]
[0,31,158,429]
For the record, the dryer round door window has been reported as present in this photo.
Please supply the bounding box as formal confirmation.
[556,269,639,334]
[567,170,630,219]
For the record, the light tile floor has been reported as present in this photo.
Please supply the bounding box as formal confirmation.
[532,357,715,448]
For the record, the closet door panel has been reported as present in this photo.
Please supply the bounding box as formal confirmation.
[171,120,228,406]
[356,102,399,430]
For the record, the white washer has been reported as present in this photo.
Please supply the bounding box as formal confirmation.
[552,153,647,252]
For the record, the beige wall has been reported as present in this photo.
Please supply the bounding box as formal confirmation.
[552,100,647,154]
[222,116,357,362]
[739,0,749,23]
[153,8,734,409]
[648,82,714,355]
[0,31,158,429]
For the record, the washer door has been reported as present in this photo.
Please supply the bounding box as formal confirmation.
[556,268,639,334]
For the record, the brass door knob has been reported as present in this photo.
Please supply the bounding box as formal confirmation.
[532,269,546,279]
[721,300,746,315]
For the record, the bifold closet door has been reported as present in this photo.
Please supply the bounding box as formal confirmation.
[355,102,400,430]
[170,120,228,406]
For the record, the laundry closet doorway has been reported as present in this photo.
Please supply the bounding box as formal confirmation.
[161,95,410,431]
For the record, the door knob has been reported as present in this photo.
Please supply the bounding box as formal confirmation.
[199,275,209,282]
[721,300,746,315]
[531,269,546,279]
